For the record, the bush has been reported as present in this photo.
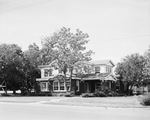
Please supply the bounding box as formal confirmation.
[115,93,126,96]
[94,91,106,97]
[138,93,150,106]
[81,93,95,97]
[64,92,74,97]
[35,92,52,96]
[1,93,11,96]
[107,91,118,97]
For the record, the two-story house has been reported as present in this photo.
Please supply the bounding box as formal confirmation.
[36,60,116,95]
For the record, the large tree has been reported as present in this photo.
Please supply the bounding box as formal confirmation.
[143,45,150,84]
[0,44,24,94]
[115,53,146,95]
[23,43,41,94]
[41,27,94,91]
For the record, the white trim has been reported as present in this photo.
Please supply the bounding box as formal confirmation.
[40,82,49,92]
[53,81,66,92]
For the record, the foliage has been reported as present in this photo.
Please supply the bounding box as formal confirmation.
[81,93,95,97]
[138,93,150,106]
[0,43,40,94]
[94,91,107,97]
[41,27,94,91]
[23,43,41,93]
[41,27,93,72]
[143,45,150,85]
[0,44,24,93]
[64,92,74,97]
[115,53,146,95]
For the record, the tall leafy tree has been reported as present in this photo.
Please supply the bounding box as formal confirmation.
[143,45,150,84]
[115,53,146,95]
[0,44,24,94]
[23,43,41,94]
[41,27,94,91]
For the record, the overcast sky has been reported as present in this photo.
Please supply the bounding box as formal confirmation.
[0,0,150,64]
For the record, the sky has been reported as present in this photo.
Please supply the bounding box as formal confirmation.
[0,0,150,65]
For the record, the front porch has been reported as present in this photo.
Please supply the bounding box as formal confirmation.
[82,80,116,93]
[81,73,116,94]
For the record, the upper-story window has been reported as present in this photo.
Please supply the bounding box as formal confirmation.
[106,66,112,73]
[44,69,52,77]
[95,66,100,73]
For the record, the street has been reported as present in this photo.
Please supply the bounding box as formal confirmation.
[0,102,150,120]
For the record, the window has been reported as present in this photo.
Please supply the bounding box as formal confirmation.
[54,82,59,91]
[106,66,112,73]
[76,80,80,91]
[60,82,65,90]
[53,81,66,91]
[106,66,109,73]
[44,69,52,77]
[95,66,100,73]
[44,69,48,77]
[66,82,70,91]
[41,82,48,91]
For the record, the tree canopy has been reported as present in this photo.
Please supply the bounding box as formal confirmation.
[41,27,94,76]
[115,53,146,85]
[0,44,24,93]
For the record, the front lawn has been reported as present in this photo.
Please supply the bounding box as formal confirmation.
[0,95,149,108]
[58,96,145,108]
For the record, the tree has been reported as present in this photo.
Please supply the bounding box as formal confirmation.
[143,45,150,84]
[115,53,146,95]
[23,43,41,94]
[0,44,24,94]
[41,27,94,91]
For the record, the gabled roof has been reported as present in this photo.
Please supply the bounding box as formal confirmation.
[89,60,115,67]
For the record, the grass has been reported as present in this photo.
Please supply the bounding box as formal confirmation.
[1,94,150,108]
[58,96,143,108]
[0,96,60,103]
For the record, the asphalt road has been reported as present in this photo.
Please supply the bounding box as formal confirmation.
[0,102,150,120]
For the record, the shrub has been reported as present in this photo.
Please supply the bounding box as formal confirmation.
[138,93,150,106]
[36,92,52,96]
[81,93,95,97]
[107,91,118,97]
[65,92,74,97]
[1,93,11,96]
[94,91,106,97]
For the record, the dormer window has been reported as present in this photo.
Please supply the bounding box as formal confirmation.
[44,69,52,77]
[95,66,100,73]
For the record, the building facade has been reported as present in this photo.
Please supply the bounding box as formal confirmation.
[36,60,116,95]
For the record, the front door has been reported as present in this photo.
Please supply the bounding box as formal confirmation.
[85,82,91,93]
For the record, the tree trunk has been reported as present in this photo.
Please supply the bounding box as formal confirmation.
[4,87,7,95]
[70,69,74,94]
[13,89,16,94]
[64,73,68,92]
